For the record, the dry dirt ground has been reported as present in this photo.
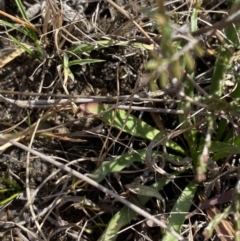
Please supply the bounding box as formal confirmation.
[0,0,238,241]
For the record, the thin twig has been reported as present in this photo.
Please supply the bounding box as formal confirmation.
[0,94,211,115]
[0,10,40,33]
[104,0,158,47]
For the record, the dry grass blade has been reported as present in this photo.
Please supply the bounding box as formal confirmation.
[42,0,63,50]
[104,0,157,46]
[0,10,39,33]
[0,46,25,68]
[0,97,78,151]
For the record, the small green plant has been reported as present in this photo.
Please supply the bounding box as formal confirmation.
[79,0,240,239]
[0,0,42,61]
[0,177,22,206]
[80,99,240,240]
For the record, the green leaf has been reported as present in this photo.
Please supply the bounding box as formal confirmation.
[191,7,198,32]
[224,0,240,44]
[14,0,40,48]
[210,141,240,154]
[130,42,154,50]
[98,178,170,241]
[15,0,29,21]
[63,54,75,81]
[0,192,21,206]
[0,177,22,206]
[67,40,121,54]
[80,103,185,154]
[0,20,26,33]
[197,140,240,161]
[68,59,105,66]
[80,103,159,140]
[0,188,16,193]
[8,35,36,58]
[215,119,228,141]
[66,40,153,55]
[162,180,197,241]
[89,149,186,182]
[0,19,41,59]
[89,149,146,182]
[67,43,97,54]
[210,48,231,96]
[0,177,21,190]
[125,183,165,210]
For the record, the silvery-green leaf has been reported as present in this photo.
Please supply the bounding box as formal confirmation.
[126,184,165,211]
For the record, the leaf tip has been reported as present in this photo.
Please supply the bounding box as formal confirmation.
[79,103,100,114]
